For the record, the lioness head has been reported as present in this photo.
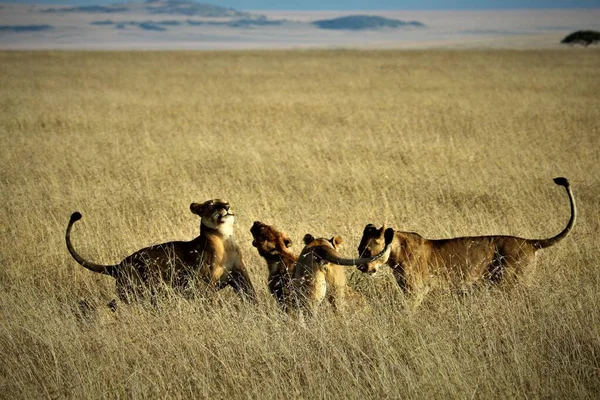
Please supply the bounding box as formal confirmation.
[190,199,234,235]
[356,224,392,275]
[250,221,293,261]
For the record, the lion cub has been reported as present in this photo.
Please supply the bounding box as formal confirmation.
[292,228,394,317]
[356,177,576,295]
[66,199,257,304]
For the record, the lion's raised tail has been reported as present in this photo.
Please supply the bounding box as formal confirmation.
[531,177,577,250]
[318,228,395,266]
[65,212,117,277]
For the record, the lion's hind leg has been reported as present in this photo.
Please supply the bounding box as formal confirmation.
[487,242,536,287]
[486,247,506,285]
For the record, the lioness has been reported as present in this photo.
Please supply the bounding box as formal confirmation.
[293,228,394,317]
[250,221,296,312]
[66,199,257,304]
[356,177,576,295]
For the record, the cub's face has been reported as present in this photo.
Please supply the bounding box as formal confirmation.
[250,221,292,261]
[300,234,343,272]
[190,199,235,234]
[357,224,390,276]
[302,234,342,251]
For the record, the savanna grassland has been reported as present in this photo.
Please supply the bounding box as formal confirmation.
[1,49,599,399]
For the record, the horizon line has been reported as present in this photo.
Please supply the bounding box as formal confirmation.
[1,1,600,11]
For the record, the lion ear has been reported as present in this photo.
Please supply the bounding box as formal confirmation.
[383,228,394,245]
[252,240,257,248]
[283,236,293,248]
[190,202,204,215]
[363,224,377,234]
[331,235,343,248]
[303,234,315,245]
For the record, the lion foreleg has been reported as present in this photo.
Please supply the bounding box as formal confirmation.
[228,263,258,304]
[326,283,346,314]
[391,266,410,293]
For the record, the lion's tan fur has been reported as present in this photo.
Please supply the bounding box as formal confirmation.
[292,228,395,317]
[293,235,349,316]
[356,177,577,295]
[66,199,256,304]
[250,221,297,312]
[251,221,380,315]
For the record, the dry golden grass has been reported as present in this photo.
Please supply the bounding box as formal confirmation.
[1,49,599,399]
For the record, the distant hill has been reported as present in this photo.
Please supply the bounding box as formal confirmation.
[313,15,425,30]
[42,5,127,13]
[0,24,52,32]
[90,18,283,31]
[42,0,251,18]
[144,0,249,17]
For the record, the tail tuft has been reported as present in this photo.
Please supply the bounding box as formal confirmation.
[70,212,83,223]
[553,177,569,187]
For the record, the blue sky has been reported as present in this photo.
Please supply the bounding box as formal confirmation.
[2,0,599,10]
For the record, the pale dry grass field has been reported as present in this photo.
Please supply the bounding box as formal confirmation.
[0,49,599,399]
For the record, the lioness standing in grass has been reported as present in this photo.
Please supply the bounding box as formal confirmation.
[66,199,257,304]
[355,177,576,295]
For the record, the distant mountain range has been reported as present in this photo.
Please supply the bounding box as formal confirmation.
[0,0,432,40]
[41,0,252,18]
[313,15,425,30]
[0,24,52,32]
[90,17,284,31]
[29,1,425,31]
[1,2,596,51]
